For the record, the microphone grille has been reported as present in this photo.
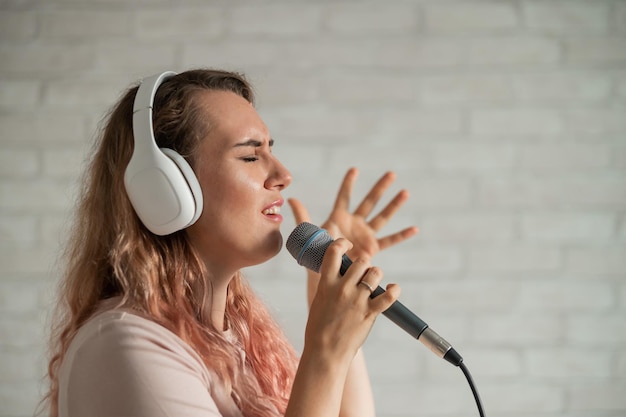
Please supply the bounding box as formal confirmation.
[285,222,333,273]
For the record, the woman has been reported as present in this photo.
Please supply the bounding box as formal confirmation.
[43,69,418,417]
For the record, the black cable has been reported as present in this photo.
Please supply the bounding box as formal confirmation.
[459,361,485,417]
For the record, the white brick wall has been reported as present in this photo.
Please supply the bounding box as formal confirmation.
[1,1,624,416]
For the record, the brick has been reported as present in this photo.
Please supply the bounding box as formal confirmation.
[376,109,464,135]
[469,245,561,272]
[0,315,46,347]
[420,74,513,104]
[0,149,39,178]
[230,5,322,36]
[424,2,518,34]
[617,72,626,98]
[40,10,133,38]
[512,72,611,101]
[253,73,321,106]
[444,347,521,377]
[0,280,45,314]
[0,349,44,382]
[185,39,464,71]
[615,2,626,34]
[136,8,223,39]
[0,11,37,40]
[470,109,562,135]
[43,77,131,107]
[375,244,464,275]
[468,37,561,66]
[0,112,85,144]
[417,212,516,242]
[375,381,476,415]
[42,148,86,178]
[564,108,626,134]
[568,383,626,411]
[261,106,372,140]
[417,280,518,313]
[473,315,563,345]
[0,80,40,110]
[364,343,421,382]
[618,350,626,377]
[0,215,38,250]
[326,4,417,35]
[318,73,419,104]
[480,382,564,413]
[523,1,610,34]
[564,247,626,275]
[0,247,57,274]
[0,179,74,212]
[519,144,612,171]
[521,212,616,241]
[93,42,177,74]
[324,144,432,175]
[404,178,473,209]
[565,38,626,64]
[526,347,612,378]
[0,44,95,74]
[0,382,42,416]
[566,314,626,345]
[478,176,626,209]
[519,281,614,312]
[430,143,516,172]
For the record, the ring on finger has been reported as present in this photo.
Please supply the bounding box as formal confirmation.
[358,280,374,295]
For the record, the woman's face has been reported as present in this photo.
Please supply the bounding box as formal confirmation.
[186,89,292,275]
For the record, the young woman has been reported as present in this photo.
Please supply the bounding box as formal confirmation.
[43,68,418,417]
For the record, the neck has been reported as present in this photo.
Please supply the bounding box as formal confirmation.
[202,267,238,331]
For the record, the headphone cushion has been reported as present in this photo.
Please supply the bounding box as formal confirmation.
[161,148,204,226]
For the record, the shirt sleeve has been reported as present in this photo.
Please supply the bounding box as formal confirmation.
[59,311,240,417]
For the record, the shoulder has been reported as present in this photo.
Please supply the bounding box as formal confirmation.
[59,308,241,417]
[71,308,208,376]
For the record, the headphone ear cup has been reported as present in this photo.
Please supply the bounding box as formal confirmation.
[160,148,204,227]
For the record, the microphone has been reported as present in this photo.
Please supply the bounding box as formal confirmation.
[286,222,463,366]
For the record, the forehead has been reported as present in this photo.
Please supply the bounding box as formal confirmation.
[196,89,269,142]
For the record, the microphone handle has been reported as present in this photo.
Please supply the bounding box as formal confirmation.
[340,254,463,366]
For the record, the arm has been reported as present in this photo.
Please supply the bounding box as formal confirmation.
[288,168,419,417]
[285,238,400,417]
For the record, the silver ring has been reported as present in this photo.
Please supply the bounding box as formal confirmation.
[358,280,374,295]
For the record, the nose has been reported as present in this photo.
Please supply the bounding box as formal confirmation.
[265,156,292,190]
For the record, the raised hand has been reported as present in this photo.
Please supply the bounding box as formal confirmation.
[288,167,418,260]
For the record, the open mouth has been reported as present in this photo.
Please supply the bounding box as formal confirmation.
[262,206,281,216]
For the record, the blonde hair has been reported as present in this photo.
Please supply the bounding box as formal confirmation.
[43,69,298,416]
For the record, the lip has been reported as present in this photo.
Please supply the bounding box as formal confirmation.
[262,199,284,222]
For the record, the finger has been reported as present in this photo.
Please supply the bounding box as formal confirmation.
[354,171,396,219]
[370,283,401,313]
[319,238,353,282]
[332,167,358,213]
[342,256,372,286]
[357,266,383,295]
[287,198,311,224]
[377,226,419,251]
[368,188,409,231]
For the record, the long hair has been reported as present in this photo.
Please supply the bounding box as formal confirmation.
[43,69,298,417]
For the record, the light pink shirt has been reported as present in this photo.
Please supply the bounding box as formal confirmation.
[58,305,244,417]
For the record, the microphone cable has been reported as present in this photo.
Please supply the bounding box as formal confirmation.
[459,361,485,417]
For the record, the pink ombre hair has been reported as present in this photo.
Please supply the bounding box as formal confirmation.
[42,69,299,417]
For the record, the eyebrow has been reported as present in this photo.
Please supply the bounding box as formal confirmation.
[233,138,274,148]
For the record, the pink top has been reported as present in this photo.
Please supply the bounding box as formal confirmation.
[58,303,244,417]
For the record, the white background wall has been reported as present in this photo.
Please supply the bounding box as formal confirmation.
[1,1,625,416]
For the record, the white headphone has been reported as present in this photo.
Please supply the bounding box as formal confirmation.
[124,71,204,236]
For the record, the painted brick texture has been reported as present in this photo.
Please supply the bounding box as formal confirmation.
[0,1,624,416]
